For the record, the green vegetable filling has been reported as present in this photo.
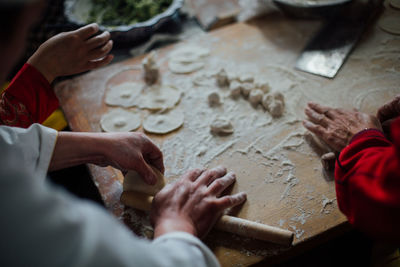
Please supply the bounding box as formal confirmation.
[88,0,173,26]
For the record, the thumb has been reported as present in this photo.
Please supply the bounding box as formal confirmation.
[135,156,157,185]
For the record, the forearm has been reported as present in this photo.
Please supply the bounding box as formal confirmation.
[49,131,109,171]
[0,64,59,127]
[335,129,400,240]
[27,50,56,84]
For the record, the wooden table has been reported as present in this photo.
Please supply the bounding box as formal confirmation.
[55,10,400,266]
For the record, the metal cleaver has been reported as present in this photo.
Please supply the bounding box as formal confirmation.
[295,0,382,78]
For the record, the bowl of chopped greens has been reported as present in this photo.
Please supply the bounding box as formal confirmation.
[64,0,183,44]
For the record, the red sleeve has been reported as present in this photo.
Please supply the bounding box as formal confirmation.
[0,63,59,128]
[335,119,400,241]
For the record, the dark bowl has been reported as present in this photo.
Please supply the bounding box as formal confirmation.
[64,0,184,45]
[273,0,353,19]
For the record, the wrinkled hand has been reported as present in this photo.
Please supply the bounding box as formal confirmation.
[377,94,400,125]
[27,23,113,83]
[151,167,247,238]
[303,102,382,152]
[102,132,164,185]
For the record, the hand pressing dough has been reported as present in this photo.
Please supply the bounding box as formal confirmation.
[379,16,400,35]
[229,81,242,98]
[105,82,143,107]
[143,109,184,134]
[216,68,229,87]
[100,108,141,132]
[249,89,263,107]
[241,83,253,97]
[123,165,165,196]
[137,85,181,110]
[168,45,210,74]
[210,117,234,136]
[208,91,221,106]
[142,51,159,85]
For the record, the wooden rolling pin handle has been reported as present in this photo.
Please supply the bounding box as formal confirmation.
[215,215,293,246]
[121,191,294,246]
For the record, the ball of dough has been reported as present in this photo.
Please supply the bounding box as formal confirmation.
[239,73,254,83]
[241,83,253,97]
[100,108,141,132]
[208,91,221,106]
[143,109,184,134]
[216,68,229,87]
[249,89,263,107]
[142,51,159,85]
[261,93,273,110]
[273,92,284,103]
[269,100,285,118]
[210,117,234,136]
[105,82,143,108]
[255,80,270,94]
[123,165,165,196]
[262,92,285,118]
[229,81,242,98]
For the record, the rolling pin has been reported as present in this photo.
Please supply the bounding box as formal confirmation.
[121,191,294,246]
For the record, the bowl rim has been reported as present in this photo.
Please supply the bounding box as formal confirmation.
[64,0,184,32]
[273,0,352,8]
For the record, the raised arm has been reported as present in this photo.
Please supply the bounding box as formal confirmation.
[0,23,113,128]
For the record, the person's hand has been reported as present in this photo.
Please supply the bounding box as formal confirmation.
[150,167,247,238]
[303,102,382,152]
[101,132,164,185]
[50,131,163,185]
[377,95,400,131]
[27,23,113,83]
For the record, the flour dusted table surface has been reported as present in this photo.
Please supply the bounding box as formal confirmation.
[54,12,400,266]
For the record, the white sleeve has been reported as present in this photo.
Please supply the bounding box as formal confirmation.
[0,124,57,181]
[0,126,220,267]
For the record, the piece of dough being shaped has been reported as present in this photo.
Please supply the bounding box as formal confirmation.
[123,166,166,196]
[143,109,184,134]
[105,82,143,107]
[137,85,181,110]
[100,108,141,132]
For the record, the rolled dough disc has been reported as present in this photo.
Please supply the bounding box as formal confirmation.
[137,85,181,110]
[378,16,400,35]
[169,45,210,62]
[100,108,141,132]
[143,109,184,134]
[168,45,210,74]
[169,60,205,74]
[123,166,166,196]
[105,82,143,107]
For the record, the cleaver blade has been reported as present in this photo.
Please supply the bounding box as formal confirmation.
[295,1,381,78]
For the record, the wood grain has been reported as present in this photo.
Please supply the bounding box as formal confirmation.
[54,11,400,266]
